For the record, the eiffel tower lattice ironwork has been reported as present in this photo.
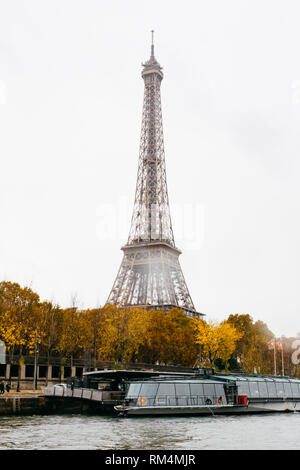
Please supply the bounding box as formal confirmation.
[106,34,203,318]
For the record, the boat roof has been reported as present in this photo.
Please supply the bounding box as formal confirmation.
[214,374,300,383]
[125,374,300,385]
[127,377,227,385]
[82,369,300,384]
[83,369,190,380]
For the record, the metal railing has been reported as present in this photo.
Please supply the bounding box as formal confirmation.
[2,356,197,374]
[248,396,300,403]
[128,395,228,407]
[43,385,125,403]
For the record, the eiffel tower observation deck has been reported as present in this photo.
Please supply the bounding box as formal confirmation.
[106,33,204,319]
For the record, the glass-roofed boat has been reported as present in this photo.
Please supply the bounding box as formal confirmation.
[115,369,300,416]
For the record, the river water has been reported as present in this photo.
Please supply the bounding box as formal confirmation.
[0,413,299,450]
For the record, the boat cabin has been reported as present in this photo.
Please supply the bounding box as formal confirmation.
[125,377,237,407]
[213,374,300,400]
[120,372,300,414]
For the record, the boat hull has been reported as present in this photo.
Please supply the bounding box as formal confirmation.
[116,401,300,416]
[247,400,300,413]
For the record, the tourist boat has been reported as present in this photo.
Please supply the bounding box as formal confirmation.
[115,369,300,416]
[43,369,193,414]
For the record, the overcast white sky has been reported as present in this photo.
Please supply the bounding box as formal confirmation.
[1,0,300,337]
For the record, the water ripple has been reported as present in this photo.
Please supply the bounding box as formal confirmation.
[0,413,299,450]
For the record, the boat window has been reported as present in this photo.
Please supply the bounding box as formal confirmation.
[203,384,216,397]
[214,384,226,398]
[291,383,299,398]
[175,383,190,397]
[139,383,159,398]
[266,382,277,398]
[190,384,204,397]
[275,381,284,397]
[283,382,292,397]
[156,383,175,397]
[249,381,259,397]
[237,381,250,396]
[258,381,268,397]
[127,383,141,398]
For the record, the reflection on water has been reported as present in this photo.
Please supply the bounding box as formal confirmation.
[0,413,299,450]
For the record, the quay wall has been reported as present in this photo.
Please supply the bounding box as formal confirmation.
[0,396,84,416]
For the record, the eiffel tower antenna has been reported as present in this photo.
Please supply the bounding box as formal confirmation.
[151,30,154,56]
[106,36,204,318]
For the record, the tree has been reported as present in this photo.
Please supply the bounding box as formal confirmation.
[96,305,149,364]
[164,308,199,366]
[194,319,241,368]
[57,307,88,365]
[39,301,63,383]
[227,314,275,374]
[0,281,43,390]
[81,308,104,367]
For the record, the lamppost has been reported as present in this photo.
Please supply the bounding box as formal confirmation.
[33,338,40,391]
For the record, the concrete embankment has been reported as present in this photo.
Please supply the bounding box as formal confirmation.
[0,392,83,416]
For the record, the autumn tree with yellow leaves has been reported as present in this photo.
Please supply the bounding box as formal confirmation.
[193,319,241,368]
[140,308,199,366]
[0,281,299,377]
[0,282,46,390]
[227,314,276,374]
[95,305,149,363]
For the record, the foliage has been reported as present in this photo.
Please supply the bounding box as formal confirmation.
[193,319,241,368]
[227,314,275,374]
[0,281,43,353]
[0,281,299,377]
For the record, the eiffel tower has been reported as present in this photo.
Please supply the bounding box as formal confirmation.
[106,33,204,318]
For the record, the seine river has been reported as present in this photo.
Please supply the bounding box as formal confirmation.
[0,413,299,450]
